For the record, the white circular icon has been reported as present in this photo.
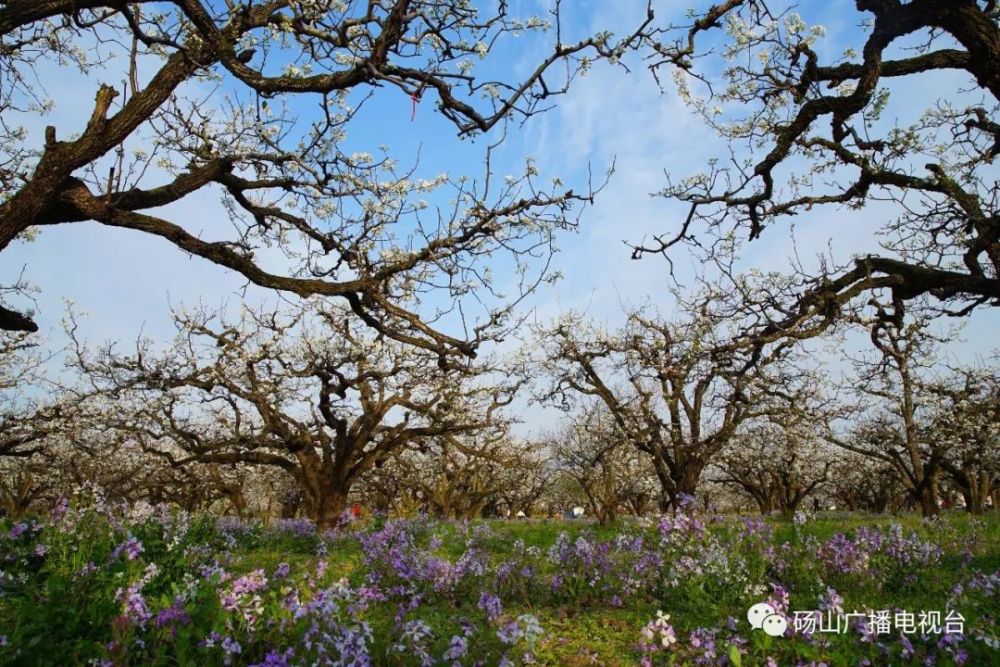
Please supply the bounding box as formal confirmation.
[761,613,788,637]
[747,602,776,630]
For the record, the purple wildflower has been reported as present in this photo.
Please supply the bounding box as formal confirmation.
[221,636,242,656]
[231,569,269,595]
[251,648,295,667]
[116,584,151,627]
[443,635,468,661]
[114,536,144,561]
[153,597,190,630]
[478,591,503,622]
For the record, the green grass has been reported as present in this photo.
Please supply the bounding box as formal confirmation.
[3,511,997,666]
[222,512,1000,665]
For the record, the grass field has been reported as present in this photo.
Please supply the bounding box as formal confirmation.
[1,501,997,665]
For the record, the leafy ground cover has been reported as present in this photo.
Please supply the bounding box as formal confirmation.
[1,494,997,666]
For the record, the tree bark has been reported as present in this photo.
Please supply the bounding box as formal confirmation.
[313,488,349,530]
[666,458,705,510]
[916,482,939,517]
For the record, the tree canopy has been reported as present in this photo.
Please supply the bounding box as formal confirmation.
[0,0,651,359]
[635,0,1000,331]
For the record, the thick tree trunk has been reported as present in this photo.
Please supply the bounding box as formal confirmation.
[627,493,650,517]
[296,451,356,529]
[227,490,248,519]
[314,489,348,530]
[0,474,38,518]
[581,484,614,525]
[665,459,705,512]
[593,504,616,526]
[780,498,801,517]
[650,455,674,513]
[961,487,982,515]
[871,492,888,514]
[469,498,489,520]
[657,492,672,514]
[675,466,701,499]
[280,495,301,519]
[917,485,939,517]
[961,471,989,515]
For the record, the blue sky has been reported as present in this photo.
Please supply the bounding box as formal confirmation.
[3,0,997,434]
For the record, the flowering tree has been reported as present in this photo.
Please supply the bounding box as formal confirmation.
[0,331,58,458]
[71,302,519,526]
[823,306,948,516]
[927,367,1000,514]
[356,436,550,518]
[0,0,653,358]
[547,404,658,524]
[825,452,902,514]
[17,421,253,513]
[0,458,47,517]
[0,325,292,515]
[634,0,1000,334]
[371,437,506,519]
[539,285,810,511]
[489,440,555,518]
[712,420,833,516]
